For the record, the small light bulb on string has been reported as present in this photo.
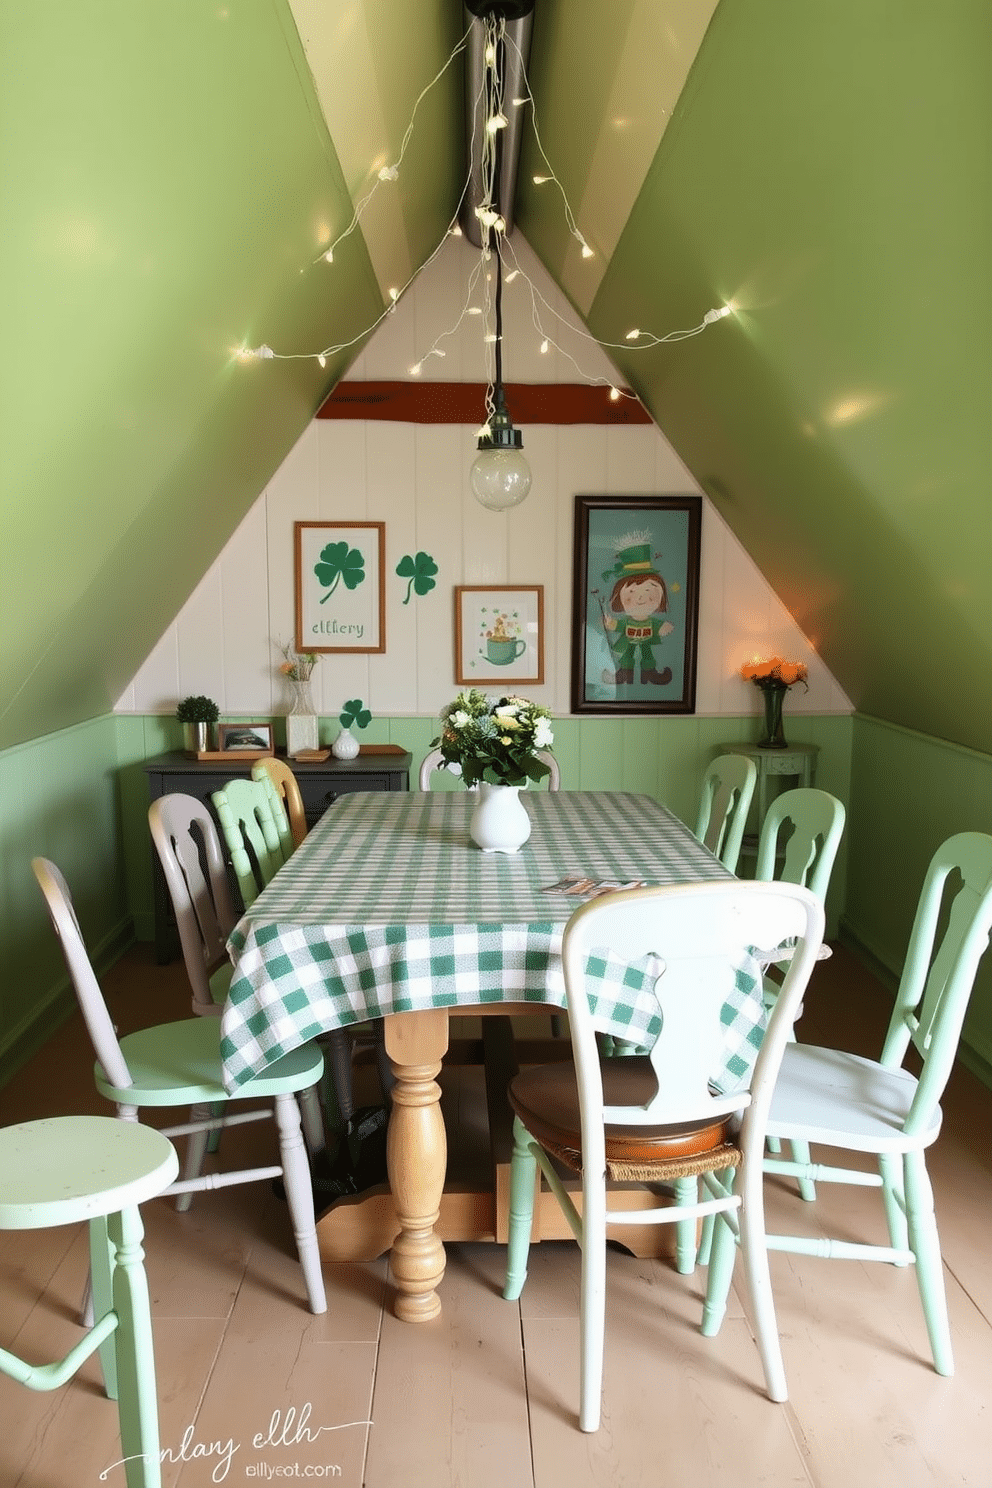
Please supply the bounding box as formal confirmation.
[317,354,327,368]
[609,386,621,402]
[378,165,398,182]
[323,248,334,264]
[487,112,508,132]
[626,329,641,341]
[410,362,422,375]
[504,269,518,283]
[540,339,549,354]
[532,174,550,185]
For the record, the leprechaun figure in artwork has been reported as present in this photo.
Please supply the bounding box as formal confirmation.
[603,534,675,685]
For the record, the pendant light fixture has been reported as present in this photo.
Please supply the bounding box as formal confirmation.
[470,243,532,510]
[466,1,534,512]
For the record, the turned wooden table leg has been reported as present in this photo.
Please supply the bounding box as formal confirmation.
[384,1008,449,1322]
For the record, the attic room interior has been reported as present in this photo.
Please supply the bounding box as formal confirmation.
[2,2,992,1483]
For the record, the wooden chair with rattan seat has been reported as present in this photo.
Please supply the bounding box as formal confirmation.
[502,879,825,1431]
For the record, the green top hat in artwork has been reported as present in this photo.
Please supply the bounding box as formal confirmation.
[602,532,655,583]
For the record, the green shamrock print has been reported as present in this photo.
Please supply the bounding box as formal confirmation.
[315,542,366,603]
[339,698,372,730]
[395,551,438,604]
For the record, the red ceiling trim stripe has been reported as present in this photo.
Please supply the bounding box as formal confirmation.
[317,381,651,425]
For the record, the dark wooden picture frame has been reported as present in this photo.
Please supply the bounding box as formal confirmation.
[570,495,701,714]
[294,520,386,654]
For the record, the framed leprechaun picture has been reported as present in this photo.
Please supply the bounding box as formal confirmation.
[570,495,701,715]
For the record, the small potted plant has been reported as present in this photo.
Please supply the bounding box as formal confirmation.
[176,694,220,756]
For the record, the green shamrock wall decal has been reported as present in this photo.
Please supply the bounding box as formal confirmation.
[315,541,366,603]
[396,551,438,604]
[339,698,372,730]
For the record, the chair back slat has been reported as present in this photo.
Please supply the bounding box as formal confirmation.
[694,754,758,872]
[32,859,133,1090]
[149,794,238,1013]
[881,832,992,1134]
[252,758,307,848]
[754,788,846,902]
[211,779,293,906]
[561,882,824,1172]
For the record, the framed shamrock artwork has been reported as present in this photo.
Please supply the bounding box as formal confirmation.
[294,521,386,653]
[570,495,701,714]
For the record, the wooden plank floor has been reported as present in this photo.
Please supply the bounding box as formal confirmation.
[2,943,991,1486]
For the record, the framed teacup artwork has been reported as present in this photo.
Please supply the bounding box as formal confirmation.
[454,586,544,686]
[571,495,701,714]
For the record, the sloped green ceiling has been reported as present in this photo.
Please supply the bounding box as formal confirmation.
[0,0,460,750]
[4,0,990,758]
[519,0,992,754]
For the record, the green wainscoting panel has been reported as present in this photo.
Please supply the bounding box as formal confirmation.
[0,717,130,1084]
[845,715,992,1082]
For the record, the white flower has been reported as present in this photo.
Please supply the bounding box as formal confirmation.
[534,718,554,748]
[452,710,470,728]
[448,761,463,776]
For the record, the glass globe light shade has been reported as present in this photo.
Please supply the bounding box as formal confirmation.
[470,447,532,511]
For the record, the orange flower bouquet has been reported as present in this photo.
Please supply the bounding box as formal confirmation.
[740,656,808,747]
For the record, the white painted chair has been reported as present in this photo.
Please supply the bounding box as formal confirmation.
[0,1115,178,1488]
[702,831,992,1393]
[501,879,825,1430]
[148,794,237,1017]
[693,753,757,872]
[32,857,328,1314]
[252,757,308,848]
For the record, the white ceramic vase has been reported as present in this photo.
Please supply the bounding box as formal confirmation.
[469,782,531,854]
[331,726,360,761]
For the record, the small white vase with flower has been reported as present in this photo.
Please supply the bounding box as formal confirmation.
[279,643,319,757]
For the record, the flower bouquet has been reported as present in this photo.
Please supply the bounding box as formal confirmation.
[432,689,554,789]
[740,656,808,748]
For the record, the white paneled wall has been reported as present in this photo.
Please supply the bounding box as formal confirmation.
[117,237,851,722]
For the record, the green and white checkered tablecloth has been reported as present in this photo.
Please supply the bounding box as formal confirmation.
[220,790,761,1090]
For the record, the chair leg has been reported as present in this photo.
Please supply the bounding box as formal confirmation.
[274,1094,327,1315]
[297,1083,326,1160]
[176,1103,211,1213]
[107,1205,164,1488]
[737,1164,788,1402]
[502,1116,538,1302]
[206,1101,225,1155]
[699,1170,738,1336]
[879,1151,909,1260]
[323,1029,355,1126]
[790,1139,817,1202]
[89,1213,118,1400]
[904,1152,953,1376]
[578,1165,607,1432]
[673,1177,699,1273]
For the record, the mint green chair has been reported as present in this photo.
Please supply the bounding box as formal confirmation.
[755,787,846,1200]
[252,757,308,847]
[694,753,758,873]
[502,880,825,1430]
[210,777,294,906]
[32,858,327,1314]
[0,1115,178,1488]
[755,787,846,903]
[702,831,992,1395]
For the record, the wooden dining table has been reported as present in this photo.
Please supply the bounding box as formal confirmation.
[221,789,750,1322]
